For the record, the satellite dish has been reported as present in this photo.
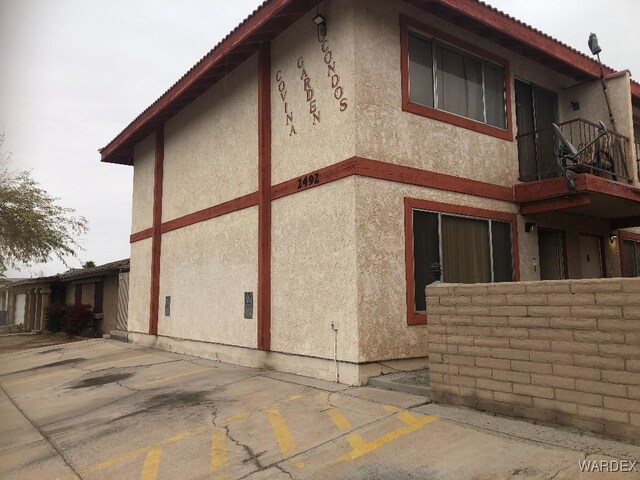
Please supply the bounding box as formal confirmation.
[553,123,578,157]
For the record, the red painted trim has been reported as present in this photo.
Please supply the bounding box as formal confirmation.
[399,15,514,142]
[353,157,514,202]
[129,156,518,243]
[404,199,427,326]
[426,0,612,80]
[257,43,272,352]
[149,127,164,336]
[271,158,358,200]
[514,175,588,202]
[161,193,259,234]
[584,175,640,204]
[404,197,520,326]
[130,228,153,243]
[520,194,591,215]
[619,230,640,243]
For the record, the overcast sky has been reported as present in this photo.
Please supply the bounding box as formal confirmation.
[1,0,638,277]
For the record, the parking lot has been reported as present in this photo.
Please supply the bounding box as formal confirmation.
[1,339,639,479]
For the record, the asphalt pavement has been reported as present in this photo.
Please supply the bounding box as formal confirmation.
[1,338,639,479]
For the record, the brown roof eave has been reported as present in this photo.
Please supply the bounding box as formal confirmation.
[100,0,640,165]
[100,0,323,166]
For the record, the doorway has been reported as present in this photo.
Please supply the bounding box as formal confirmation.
[579,234,604,278]
[538,229,566,280]
[515,80,559,182]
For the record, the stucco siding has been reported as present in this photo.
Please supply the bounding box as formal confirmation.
[271,0,356,185]
[162,54,259,222]
[128,238,152,334]
[271,178,358,362]
[354,176,518,362]
[351,0,586,187]
[131,134,155,233]
[157,207,258,348]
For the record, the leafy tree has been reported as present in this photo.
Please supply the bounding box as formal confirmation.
[0,134,88,274]
[83,261,96,269]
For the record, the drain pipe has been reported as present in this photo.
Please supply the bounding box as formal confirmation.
[331,320,339,383]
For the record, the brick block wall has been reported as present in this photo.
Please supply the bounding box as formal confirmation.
[426,278,640,442]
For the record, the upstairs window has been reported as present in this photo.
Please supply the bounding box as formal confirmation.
[401,17,512,141]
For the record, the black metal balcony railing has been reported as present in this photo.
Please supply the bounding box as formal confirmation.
[517,118,632,184]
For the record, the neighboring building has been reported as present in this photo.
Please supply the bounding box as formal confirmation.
[100,0,640,384]
[4,259,130,335]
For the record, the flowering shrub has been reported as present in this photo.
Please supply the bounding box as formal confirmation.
[63,303,93,336]
[44,304,68,333]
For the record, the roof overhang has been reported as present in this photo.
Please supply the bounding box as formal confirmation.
[515,174,640,228]
[99,0,640,165]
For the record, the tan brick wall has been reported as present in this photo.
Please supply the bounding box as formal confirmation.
[427,278,640,442]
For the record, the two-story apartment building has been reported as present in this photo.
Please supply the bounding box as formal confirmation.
[101,0,640,384]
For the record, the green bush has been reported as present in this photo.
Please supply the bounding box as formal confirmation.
[44,304,68,333]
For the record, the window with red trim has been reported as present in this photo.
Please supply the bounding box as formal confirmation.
[400,16,513,141]
[405,198,518,325]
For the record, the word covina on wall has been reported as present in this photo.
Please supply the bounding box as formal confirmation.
[318,32,348,112]
[275,70,297,136]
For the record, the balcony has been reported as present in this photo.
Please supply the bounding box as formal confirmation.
[515,118,640,227]
[517,118,633,184]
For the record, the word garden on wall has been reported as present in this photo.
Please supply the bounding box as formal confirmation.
[274,26,348,137]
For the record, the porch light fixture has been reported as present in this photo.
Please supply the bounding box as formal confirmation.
[525,222,536,233]
[610,233,618,243]
[313,13,327,39]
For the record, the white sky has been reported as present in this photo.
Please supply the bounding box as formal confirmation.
[1,0,638,277]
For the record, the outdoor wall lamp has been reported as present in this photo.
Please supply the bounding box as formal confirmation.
[313,13,327,39]
[525,222,536,233]
[610,233,618,244]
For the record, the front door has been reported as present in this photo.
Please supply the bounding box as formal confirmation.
[538,229,565,280]
[579,234,604,278]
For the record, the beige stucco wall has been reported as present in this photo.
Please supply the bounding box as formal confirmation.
[157,207,258,348]
[162,55,259,222]
[102,274,119,333]
[271,178,358,361]
[271,0,356,185]
[354,177,518,362]
[559,73,637,184]
[131,134,155,233]
[128,238,152,334]
[350,0,620,188]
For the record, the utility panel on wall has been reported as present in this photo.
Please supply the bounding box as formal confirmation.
[244,292,253,319]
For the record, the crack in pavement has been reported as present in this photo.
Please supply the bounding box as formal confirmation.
[212,406,266,472]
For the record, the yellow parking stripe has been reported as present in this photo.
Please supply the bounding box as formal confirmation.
[141,448,162,480]
[3,369,76,387]
[142,367,213,386]
[267,409,295,455]
[326,408,351,431]
[88,353,152,370]
[66,426,211,478]
[338,413,437,461]
[210,430,229,478]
